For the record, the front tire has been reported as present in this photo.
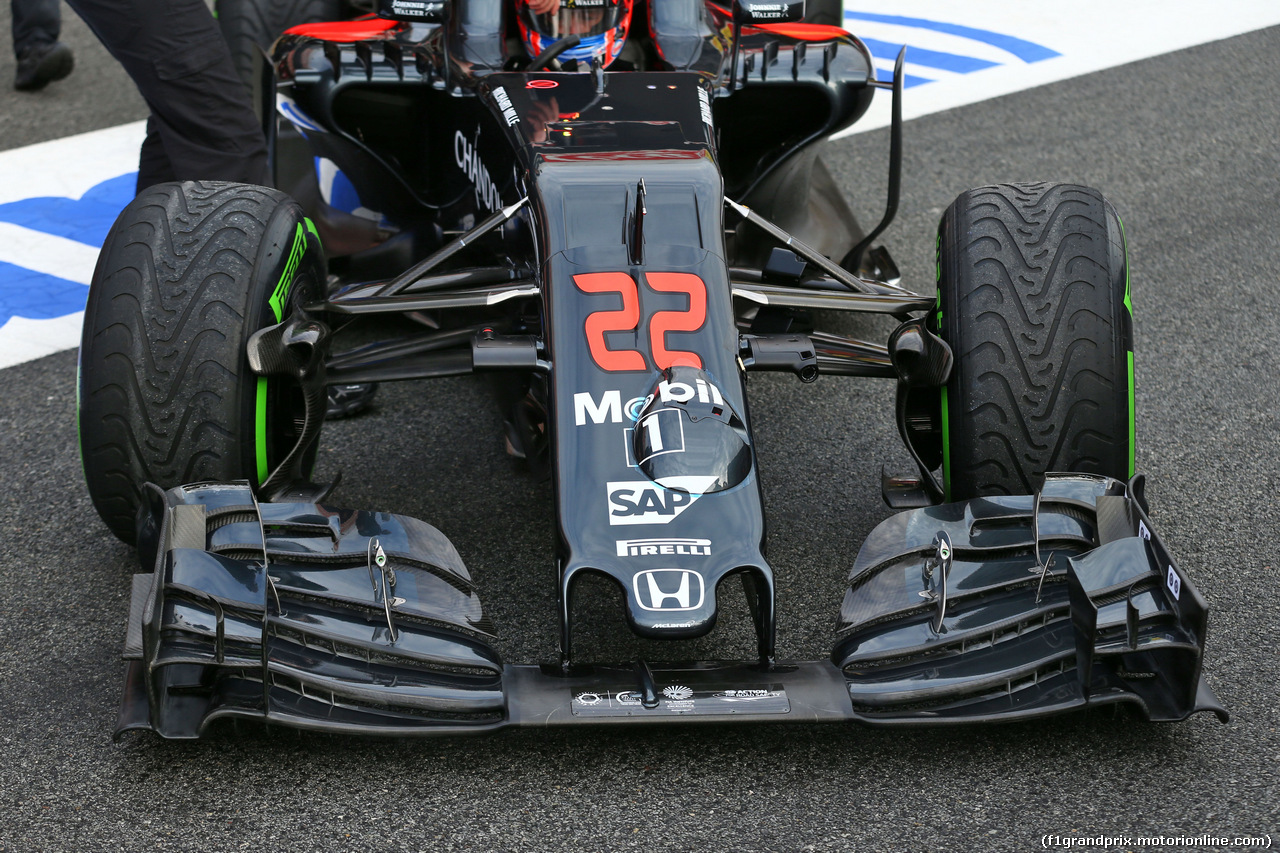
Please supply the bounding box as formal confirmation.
[937,182,1133,500]
[78,181,326,544]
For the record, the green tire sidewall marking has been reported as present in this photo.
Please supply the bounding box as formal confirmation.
[255,377,270,484]
[1127,351,1135,477]
[269,222,306,324]
[303,216,322,482]
[257,221,307,487]
[1117,214,1135,478]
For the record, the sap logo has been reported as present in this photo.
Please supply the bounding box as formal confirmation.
[573,378,725,426]
[633,569,706,612]
[616,538,712,557]
[454,127,503,213]
[607,481,703,526]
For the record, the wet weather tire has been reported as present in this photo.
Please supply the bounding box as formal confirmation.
[937,182,1133,500]
[78,181,325,544]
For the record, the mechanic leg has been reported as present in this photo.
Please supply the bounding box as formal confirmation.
[65,0,269,188]
[11,0,59,54]
[136,115,177,194]
[12,0,73,91]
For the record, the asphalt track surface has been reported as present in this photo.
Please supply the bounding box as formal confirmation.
[1,12,1278,852]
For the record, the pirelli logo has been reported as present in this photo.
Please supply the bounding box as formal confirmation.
[616,538,712,558]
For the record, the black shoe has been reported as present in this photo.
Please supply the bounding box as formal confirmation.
[14,41,74,91]
[325,383,378,419]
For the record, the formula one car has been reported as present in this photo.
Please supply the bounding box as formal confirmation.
[78,0,1227,738]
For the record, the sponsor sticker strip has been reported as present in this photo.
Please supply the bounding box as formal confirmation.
[571,684,790,716]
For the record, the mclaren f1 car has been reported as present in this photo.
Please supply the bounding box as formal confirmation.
[77,0,1227,737]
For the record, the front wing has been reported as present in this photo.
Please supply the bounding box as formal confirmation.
[116,475,1225,739]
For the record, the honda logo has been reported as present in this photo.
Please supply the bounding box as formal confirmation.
[633,569,706,612]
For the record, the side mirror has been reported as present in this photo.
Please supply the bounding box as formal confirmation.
[377,0,448,23]
[731,0,806,25]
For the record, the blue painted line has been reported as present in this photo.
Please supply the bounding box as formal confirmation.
[0,173,132,326]
[845,11,1061,63]
[0,262,87,325]
[0,172,134,245]
[860,36,1000,74]
[876,68,933,88]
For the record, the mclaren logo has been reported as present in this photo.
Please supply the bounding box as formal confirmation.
[633,569,706,612]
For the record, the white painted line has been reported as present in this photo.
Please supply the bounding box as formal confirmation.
[835,0,1280,137]
[0,312,84,370]
[0,223,100,285]
[0,120,144,206]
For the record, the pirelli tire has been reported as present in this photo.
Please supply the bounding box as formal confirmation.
[78,181,326,545]
[936,182,1134,501]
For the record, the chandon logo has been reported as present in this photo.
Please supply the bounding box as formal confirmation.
[454,127,503,213]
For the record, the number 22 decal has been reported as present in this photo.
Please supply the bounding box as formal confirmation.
[573,271,707,372]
